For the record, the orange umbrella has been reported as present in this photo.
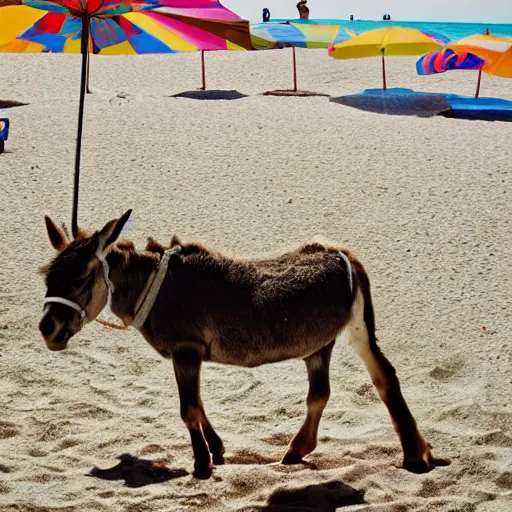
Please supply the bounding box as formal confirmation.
[448,34,512,97]
[448,34,512,78]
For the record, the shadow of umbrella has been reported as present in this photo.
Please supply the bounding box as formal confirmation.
[172,89,248,100]
[0,100,29,108]
[330,88,452,117]
[240,480,366,511]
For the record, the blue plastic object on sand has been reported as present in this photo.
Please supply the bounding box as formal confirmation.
[0,118,9,153]
[330,88,512,122]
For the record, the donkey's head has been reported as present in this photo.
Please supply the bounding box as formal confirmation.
[39,210,132,351]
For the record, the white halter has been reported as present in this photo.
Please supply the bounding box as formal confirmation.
[43,250,113,323]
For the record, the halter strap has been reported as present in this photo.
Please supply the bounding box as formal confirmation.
[131,246,181,330]
[43,296,86,320]
[42,249,113,325]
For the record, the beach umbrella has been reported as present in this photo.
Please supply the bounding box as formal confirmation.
[416,48,486,98]
[96,1,253,91]
[447,34,512,97]
[0,0,252,236]
[328,26,447,90]
[251,21,354,93]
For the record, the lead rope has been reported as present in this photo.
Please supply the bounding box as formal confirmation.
[94,246,181,332]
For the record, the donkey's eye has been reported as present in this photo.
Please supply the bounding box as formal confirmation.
[73,275,90,288]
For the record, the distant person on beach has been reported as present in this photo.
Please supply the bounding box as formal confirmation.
[296,0,309,20]
[262,8,270,22]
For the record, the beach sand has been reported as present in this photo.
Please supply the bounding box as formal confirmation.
[1,48,511,511]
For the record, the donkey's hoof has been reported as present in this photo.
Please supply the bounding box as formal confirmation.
[281,452,304,465]
[403,452,450,474]
[212,453,225,466]
[193,464,213,480]
[403,458,434,474]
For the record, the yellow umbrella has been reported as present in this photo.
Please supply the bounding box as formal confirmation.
[448,34,512,79]
[329,27,445,90]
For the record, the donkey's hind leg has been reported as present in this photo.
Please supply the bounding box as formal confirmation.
[173,347,223,479]
[282,341,335,465]
[349,290,435,473]
[202,417,225,466]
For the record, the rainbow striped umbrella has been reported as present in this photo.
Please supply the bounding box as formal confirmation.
[0,1,251,54]
[416,48,484,75]
[417,48,485,98]
[0,0,252,234]
[250,21,354,92]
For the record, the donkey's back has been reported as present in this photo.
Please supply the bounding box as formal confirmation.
[149,241,356,367]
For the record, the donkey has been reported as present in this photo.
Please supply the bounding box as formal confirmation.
[39,210,441,479]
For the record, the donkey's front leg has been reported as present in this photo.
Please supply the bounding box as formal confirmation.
[172,347,223,479]
[282,341,335,465]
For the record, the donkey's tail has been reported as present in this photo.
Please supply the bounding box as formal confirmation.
[340,251,378,349]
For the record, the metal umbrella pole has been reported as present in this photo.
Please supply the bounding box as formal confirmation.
[72,14,90,238]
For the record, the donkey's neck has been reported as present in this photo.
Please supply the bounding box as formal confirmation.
[106,249,159,326]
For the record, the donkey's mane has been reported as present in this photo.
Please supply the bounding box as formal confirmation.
[144,234,219,259]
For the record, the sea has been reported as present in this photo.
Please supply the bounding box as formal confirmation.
[268,19,512,41]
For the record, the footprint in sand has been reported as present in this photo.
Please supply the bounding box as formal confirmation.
[226,450,277,465]
[353,382,380,404]
[0,421,19,439]
[0,462,15,474]
[28,448,48,458]
[219,380,262,404]
[262,433,290,447]
[473,430,512,448]
[429,357,464,381]
[496,472,512,490]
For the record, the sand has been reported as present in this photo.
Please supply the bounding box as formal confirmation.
[1,48,511,511]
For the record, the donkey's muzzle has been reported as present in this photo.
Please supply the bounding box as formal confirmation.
[39,312,71,351]
[39,314,55,338]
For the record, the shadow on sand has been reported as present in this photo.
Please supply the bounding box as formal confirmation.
[0,100,28,109]
[171,89,248,101]
[88,454,188,488]
[264,90,330,98]
[242,480,366,511]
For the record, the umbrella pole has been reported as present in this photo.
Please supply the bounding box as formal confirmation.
[86,55,91,94]
[475,68,482,98]
[293,46,297,92]
[86,24,91,94]
[381,50,387,91]
[72,14,90,238]
[201,51,206,90]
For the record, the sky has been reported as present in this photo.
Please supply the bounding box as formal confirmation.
[223,0,512,24]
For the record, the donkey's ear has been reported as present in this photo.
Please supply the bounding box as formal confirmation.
[45,216,70,252]
[97,210,133,255]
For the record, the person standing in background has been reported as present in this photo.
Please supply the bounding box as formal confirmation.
[296,0,310,20]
